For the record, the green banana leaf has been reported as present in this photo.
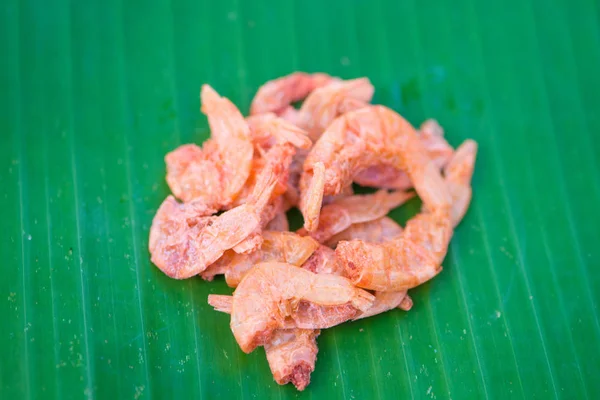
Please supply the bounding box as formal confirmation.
[1,0,599,398]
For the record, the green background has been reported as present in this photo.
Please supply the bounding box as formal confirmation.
[1,0,599,398]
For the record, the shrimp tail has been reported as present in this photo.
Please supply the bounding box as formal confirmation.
[444,139,478,227]
[352,288,378,312]
[200,84,219,110]
[208,294,233,314]
[398,294,413,311]
[340,78,375,104]
[249,164,278,212]
[381,190,416,209]
[274,120,313,150]
[300,162,326,231]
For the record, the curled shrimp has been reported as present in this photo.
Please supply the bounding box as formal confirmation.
[230,262,374,353]
[297,78,374,141]
[250,72,339,115]
[149,164,277,279]
[300,105,451,231]
[264,329,319,391]
[335,139,478,291]
[281,78,372,205]
[325,216,403,248]
[201,231,319,286]
[354,119,454,190]
[297,189,414,244]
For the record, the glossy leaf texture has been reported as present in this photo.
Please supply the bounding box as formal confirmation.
[1,0,599,399]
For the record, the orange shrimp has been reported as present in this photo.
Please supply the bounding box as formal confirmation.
[281,78,373,205]
[210,294,359,334]
[297,190,414,244]
[335,139,478,291]
[201,231,319,286]
[300,105,451,231]
[322,215,413,318]
[250,72,339,115]
[208,296,352,392]
[325,216,403,248]
[230,262,374,353]
[209,294,358,330]
[206,297,328,390]
[264,329,319,391]
[353,119,454,190]
[297,78,374,141]
[149,164,277,279]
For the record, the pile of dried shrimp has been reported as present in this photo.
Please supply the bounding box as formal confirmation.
[149,72,478,390]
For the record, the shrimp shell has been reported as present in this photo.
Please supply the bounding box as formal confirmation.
[297,190,414,244]
[264,329,320,391]
[353,290,412,320]
[323,214,414,318]
[201,231,319,287]
[250,72,339,115]
[231,262,374,353]
[325,217,404,248]
[297,78,374,141]
[300,105,451,231]
[353,119,454,190]
[336,139,478,291]
[164,142,224,205]
[149,164,277,279]
[209,295,359,331]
